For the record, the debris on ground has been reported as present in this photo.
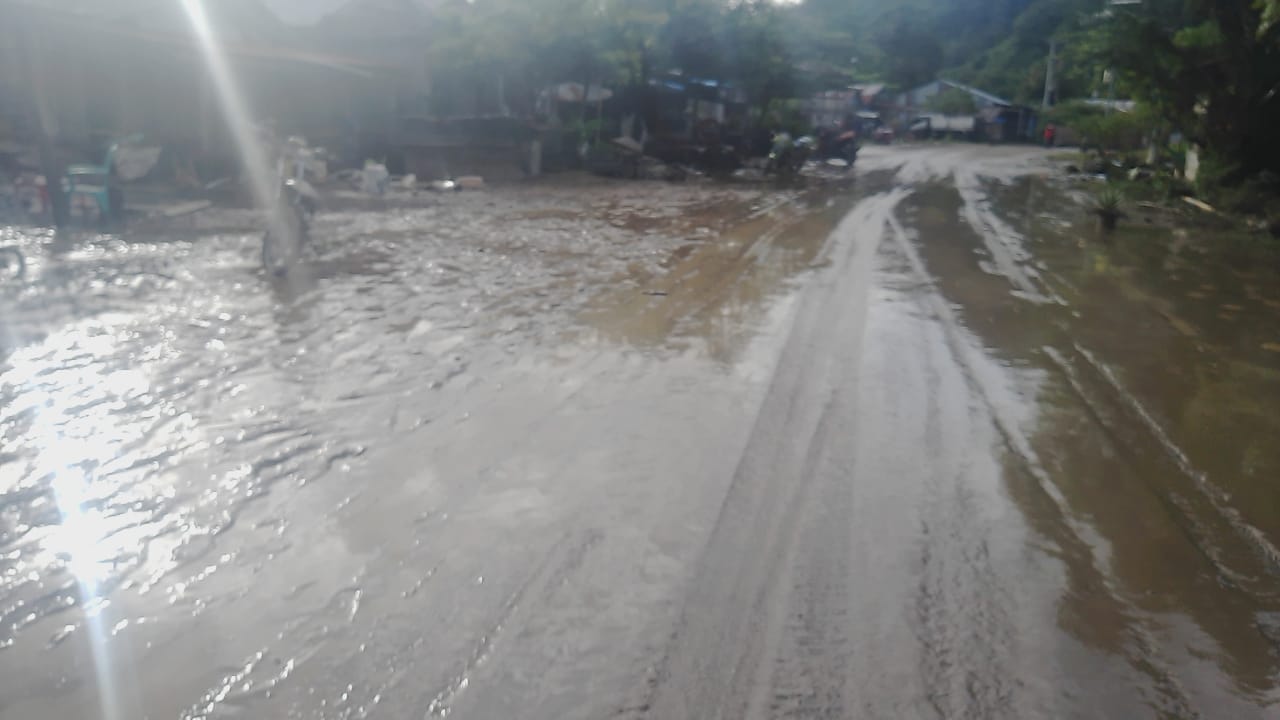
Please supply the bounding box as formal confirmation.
[128,199,214,218]
[1183,196,1218,214]
[361,162,390,196]
[638,157,687,182]
[612,136,644,155]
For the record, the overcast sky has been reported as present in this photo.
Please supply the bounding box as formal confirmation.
[262,0,352,25]
[262,0,798,26]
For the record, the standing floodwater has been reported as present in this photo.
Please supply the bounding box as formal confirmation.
[2,148,1279,719]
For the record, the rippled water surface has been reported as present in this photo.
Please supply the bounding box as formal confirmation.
[1,182,791,712]
[4,151,1280,719]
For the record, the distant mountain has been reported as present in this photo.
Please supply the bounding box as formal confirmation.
[794,0,1097,103]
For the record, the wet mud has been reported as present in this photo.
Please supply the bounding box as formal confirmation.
[639,146,1280,720]
[3,149,1279,719]
[0,176,855,720]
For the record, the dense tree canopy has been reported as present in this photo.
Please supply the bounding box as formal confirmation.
[417,0,1280,178]
[1102,0,1280,178]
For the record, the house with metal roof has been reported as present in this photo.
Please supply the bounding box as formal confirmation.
[898,79,1012,111]
[896,79,1038,143]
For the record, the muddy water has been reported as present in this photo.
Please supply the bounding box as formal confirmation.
[897,165,1280,715]
[635,147,1280,720]
[0,179,855,720]
[583,182,873,360]
[3,149,1279,720]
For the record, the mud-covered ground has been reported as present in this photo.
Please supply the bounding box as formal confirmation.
[2,146,1279,719]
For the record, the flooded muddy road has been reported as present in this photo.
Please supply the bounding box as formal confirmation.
[2,146,1279,719]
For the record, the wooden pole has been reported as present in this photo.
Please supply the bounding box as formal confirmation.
[1042,40,1057,110]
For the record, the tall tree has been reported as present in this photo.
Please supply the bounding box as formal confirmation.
[1104,0,1280,178]
[877,18,944,89]
[723,0,797,120]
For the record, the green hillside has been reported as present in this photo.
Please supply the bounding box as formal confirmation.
[787,0,1103,102]
[795,0,1280,181]
[417,0,1278,178]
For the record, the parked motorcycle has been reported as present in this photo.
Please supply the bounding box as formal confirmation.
[814,126,860,169]
[765,133,814,180]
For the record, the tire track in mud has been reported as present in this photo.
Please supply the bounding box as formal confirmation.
[634,152,1270,718]
[939,156,1280,592]
[1038,341,1280,698]
[944,160,1280,661]
[951,168,1060,305]
[884,211,1201,718]
[424,529,605,718]
[637,171,1203,719]
[902,318,1019,720]
[903,152,1280,595]
[636,182,1048,719]
[970,167,1280,690]
[1062,344,1280,579]
[637,190,909,720]
[875,220,1056,720]
[1042,344,1280,594]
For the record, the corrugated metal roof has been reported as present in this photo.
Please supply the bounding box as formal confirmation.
[938,79,1011,107]
[852,83,887,101]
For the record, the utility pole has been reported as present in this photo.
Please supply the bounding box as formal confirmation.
[1042,39,1057,109]
[1103,68,1115,114]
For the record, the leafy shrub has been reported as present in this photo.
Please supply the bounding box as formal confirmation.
[1094,186,1124,214]
[1045,100,1150,152]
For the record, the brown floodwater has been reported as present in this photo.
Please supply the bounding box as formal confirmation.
[901,171,1280,714]
[2,148,1278,719]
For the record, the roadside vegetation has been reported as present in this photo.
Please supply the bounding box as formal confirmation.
[4,1,1273,233]
[423,0,1277,225]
